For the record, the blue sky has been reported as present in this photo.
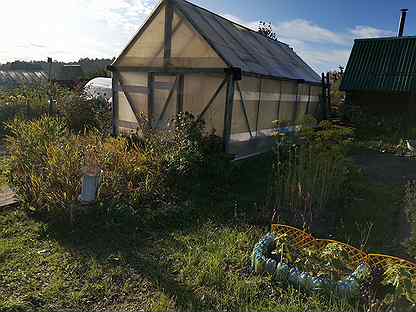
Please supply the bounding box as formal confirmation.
[1,0,415,73]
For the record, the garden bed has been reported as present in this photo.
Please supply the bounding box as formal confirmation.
[252,225,416,308]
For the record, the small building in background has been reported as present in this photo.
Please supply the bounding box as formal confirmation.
[0,70,47,89]
[53,65,84,88]
[340,9,416,114]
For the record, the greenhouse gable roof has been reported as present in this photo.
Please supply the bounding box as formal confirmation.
[0,70,47,87]
[114,0,321,84]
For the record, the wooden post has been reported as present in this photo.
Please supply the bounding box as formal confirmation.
[277,81,282,122]
[164,0,174,67]
[326,72,332,116]
[306,85,311,115]
[321,73,327,119]
[223,74,235,153]
[293,81,300,122]
[177,74,184,114]
[148,73,154,125]
[111,70,119,136]
[255,79,263,136]
[47,57,53,114]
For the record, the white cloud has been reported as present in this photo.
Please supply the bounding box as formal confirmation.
[275,19,350,45]
[0,0,156,63]
[0,1,395,73]
[350,26,395,39]
[220,13,394,72]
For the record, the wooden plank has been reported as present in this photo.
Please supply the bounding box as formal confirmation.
[109,66,227,74]
[277,81,282,121]
[223,75,235,153]
[157,76,179,126]
[306,85,311,115]
[148,73,155,123]
[164,1,174,66]
[321,73,327,119]
[0,188,18,209]
[236,81,253,138]
[111,71,119,136]
[326,72,332,115]
[177,74,184,114]
[293,82,300,122]
[255,78,263,136]
[242,71,322,87]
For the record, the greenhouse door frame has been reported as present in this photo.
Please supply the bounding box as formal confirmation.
[111,66,236,153]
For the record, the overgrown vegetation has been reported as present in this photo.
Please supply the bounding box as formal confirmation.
[1,84,415,311]
[0,85,111,137]
[271,118,354,231]
[405,181,416,258]
[5,113,231,224]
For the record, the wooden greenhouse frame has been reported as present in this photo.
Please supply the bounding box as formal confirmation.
[109,0,323,158]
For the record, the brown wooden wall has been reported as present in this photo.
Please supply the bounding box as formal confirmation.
[347,91,416,114]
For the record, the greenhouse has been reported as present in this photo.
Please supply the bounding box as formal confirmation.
[109,0,323,157]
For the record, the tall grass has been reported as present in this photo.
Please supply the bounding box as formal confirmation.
[405,181,416,258]
[5,114,231,224]
[272,144,347,228]
[271,120,353,230]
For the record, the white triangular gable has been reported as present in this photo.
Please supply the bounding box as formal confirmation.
[114,1,226,68]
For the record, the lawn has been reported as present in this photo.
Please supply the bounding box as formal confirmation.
[0,208,359,312]
[0,148,413,311]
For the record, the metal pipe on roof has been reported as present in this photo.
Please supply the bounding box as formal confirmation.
[398,9,408,37]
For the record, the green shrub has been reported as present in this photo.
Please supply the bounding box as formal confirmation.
[5,113,231,224]
[136,112,233,198]
[0,86,49,136]
[0,86,112,138]
[56,92,111,134]
[6,117,80,218]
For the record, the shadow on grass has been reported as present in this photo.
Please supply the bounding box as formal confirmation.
[41,202,218,309]
[37,154,274,309]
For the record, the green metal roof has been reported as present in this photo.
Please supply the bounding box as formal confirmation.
[340,36,416,92]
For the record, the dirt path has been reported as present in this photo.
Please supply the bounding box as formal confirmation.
[351,149,413,247]
[352,149,416,184]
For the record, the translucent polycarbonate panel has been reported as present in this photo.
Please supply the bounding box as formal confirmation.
[278,81,298,124]
[232,76,260,138]
[295,83,310,122]
[170,11,226,68]
[307,86,322,118]
[183,74,226,136]
[229,77,321,158]
[257,79,280,135]
[119,72,148,85]
[152,75,177,128]
[119,71,148,117]
[118,91,138,124]
[118,6,165,67]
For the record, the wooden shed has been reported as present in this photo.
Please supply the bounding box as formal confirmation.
[341,36,416,114]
